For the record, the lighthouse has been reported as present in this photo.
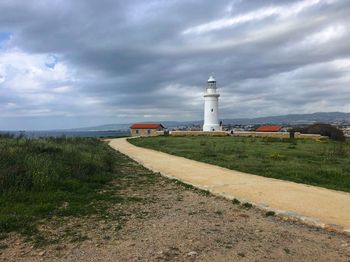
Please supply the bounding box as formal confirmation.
[203,76,221,131]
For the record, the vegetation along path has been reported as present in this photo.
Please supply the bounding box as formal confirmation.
[109,138,350,233]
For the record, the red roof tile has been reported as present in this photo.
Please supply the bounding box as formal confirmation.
[130,123,164,129]
[256,125,282,132]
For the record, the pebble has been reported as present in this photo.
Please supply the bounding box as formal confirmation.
[187,251,198,257]
[238,252,246,257]
[38,251,46,256]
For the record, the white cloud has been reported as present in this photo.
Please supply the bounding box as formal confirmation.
[0,49,71,92]
[333,58,350,69]
[304,24,347,44]
[52,85,71,93]
[0,48,85,117]
[183,0,338,34]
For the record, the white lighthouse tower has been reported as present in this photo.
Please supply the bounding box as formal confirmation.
[203,76,221,131]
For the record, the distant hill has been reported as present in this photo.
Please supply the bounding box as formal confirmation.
[69,112,350,131]
[69,120,203,131]
[69,123,132,132]
[68,121,202,131]
[222,112,350,125]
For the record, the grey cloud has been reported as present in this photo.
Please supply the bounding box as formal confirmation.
[0,0,350,129]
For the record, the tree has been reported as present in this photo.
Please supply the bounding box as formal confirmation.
[303,123,345,142]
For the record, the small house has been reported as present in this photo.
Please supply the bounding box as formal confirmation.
[130,123,165,137]
[256,125,282,132]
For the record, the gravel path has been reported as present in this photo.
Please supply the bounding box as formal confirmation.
[109,138,350,233]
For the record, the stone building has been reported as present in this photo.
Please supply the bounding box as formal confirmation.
[130,123,165,137]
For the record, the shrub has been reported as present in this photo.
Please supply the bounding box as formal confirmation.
[242,202,253,209]
[0,137,119,235]
[265,211,276,217]
[0,137,115,194]
[232,198,240,205]
[303,123,345,142]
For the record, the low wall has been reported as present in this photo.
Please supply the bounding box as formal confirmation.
[170,131,228,136]
[232,131,290,138]
[297,133,327,140]
[231,131,327,140]
[156,131,165,136]
[153,130,327,140]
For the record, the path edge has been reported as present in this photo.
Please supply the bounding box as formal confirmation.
[109,138,350,237]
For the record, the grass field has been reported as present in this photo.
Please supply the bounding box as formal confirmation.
[0,135,141,243]
[129,136,350,193]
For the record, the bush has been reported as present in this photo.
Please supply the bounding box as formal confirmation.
[242,202,253,209]
[0,137,115,194]
[0,137,117,234]
[265,211,275,217]
[303,123,345,142]
[232,198,240,205]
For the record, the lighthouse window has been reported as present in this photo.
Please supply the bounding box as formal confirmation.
[211,108,213,112]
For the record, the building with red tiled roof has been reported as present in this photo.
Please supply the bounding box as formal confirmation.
[256,125,282,132]
[130,123,164,137]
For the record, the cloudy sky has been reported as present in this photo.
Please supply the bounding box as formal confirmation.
[0,0,350,130]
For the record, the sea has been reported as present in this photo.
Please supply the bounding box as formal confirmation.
[0,130,129,138]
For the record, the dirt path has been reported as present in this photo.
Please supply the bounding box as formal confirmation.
[1,149,349,261]
[109,138,350,233]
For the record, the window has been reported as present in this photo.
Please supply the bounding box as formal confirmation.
[211,108,214,112]
[147,129,151,134]
[136,129,139,134]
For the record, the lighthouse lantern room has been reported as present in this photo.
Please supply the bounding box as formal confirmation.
[203,76,221,132]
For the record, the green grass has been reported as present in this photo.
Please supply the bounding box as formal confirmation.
[0,136,126,238]
[129,136,350,192]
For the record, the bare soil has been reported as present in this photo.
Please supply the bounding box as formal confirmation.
[0,153,349,262]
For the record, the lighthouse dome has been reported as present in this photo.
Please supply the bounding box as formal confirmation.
[208,76,216,83]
